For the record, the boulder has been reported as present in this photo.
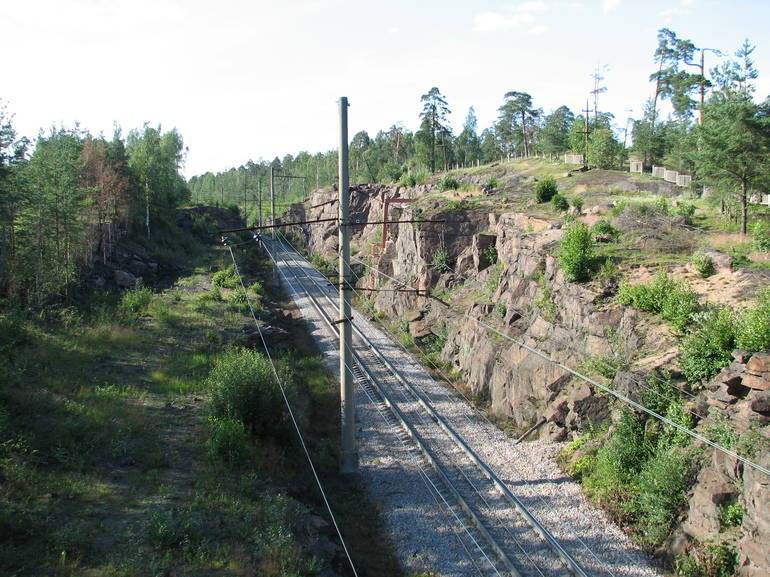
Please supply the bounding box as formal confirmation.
[747,353,770,375]
[113,270,137,288]
[699,248,733,270]
[749,390,770,416]
[409,319,433,339]
[682,467,736,540]
[743,373,770,391]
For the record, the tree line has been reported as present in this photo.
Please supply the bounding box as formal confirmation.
[189,28,769,236]
[0,109,189,305]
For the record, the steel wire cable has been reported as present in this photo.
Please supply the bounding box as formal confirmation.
[225,245,360,577]
[262,239,502,577]
[345,253,770,478]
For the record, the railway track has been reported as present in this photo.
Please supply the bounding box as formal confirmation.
[260,235,596,577]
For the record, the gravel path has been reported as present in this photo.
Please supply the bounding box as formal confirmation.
[268,239,663,577]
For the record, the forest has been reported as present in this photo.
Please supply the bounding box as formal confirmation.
[189,29,770,236]
[0,118,189,306]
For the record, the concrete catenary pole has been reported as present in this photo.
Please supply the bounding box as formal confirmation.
[338,96,357,473]
[257,178,262,228]
[270,166,276,238]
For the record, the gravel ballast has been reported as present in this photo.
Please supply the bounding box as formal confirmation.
[270,241,663,577]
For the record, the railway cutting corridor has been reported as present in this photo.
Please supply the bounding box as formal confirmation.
[261,235,662,577]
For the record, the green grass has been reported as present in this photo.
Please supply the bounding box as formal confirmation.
[0,238,402,577]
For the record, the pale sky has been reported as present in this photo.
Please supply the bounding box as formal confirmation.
[3,0,769,177]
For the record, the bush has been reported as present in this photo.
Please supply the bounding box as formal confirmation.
[559,222,594,282]
[583,411,647,504]
[212,266,240,289]
[431,247,451,273]
[439,175,460,191]
[482,244,498,267]
[535,176,558,203]
[208,348,301,438]
[752,220,770,252]
[618,272,698,332]
[632,448,696,547]
[675,544,739,577]
[444,199,467,213]
[485,176,500,190]
[118,287,153,320]
[675,202,696,220]
[719,499,744,528]
[207,416,250,465]
[591,219,619,240]
[692,252,715,278]
[572,196,584,213]
[736,288,770,351]
[680,308,736,386]
[551,193,570,212]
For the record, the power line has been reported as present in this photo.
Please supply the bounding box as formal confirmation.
[347,253,770,477]
[224,243,361,576]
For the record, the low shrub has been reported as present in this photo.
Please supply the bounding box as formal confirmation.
[617,272,698,332]
[559,221,594,282]
[494,301,507,319]
[207,416,250,465]
[118,287,153,320]
[431,247,452,273]
[735,288,770,351]
[719,499,744,528]
[752,220,770,252]
[551,193,570,212]
[571,196,584,213]
[208,348,301,438]
[439,175,460,191]
[675,202,696,220]
[632,448,697,547]
[482,244,498,267]
[444,199,467,213]
[692,252,716,278]
[591,219,619,240]
[583,411,647,505]
[212,266,240,290]
[675,544,739,577]
[535,176,558,203]
[485,176,500,190]
[680,308,736,386]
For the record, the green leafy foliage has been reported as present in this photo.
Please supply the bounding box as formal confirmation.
[571,196,584,213]
[675,202,696,220]
[551,193,570,212]
[207,416,250,465]
[675,544,739,577]
[735,288,770,351]
[633,449,697,547]
[719,499,744,529]
[431,247,451,273]
[617,272,698,332]
[439,175,460,191]
[591,219,619,240]
[753,220,770,251]
[559,221,594,282]
[482,244,498,267]
[692,252,716,278]
[680,308,736,386]
[208,348,303,439]
[118,287,153,320]
[535,176,558,203]
[211,266,240,289]
[485,176,500,189]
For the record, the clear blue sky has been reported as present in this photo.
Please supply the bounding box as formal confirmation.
[2,0,769,176]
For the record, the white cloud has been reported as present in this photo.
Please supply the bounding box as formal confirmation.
[472,1,548,32]
[529,24,549,35]
[602,0,621,14]
[681,0,695,6]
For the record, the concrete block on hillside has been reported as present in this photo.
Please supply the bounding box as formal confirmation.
[652,166,666,178]
[564,153,583,164]
[677,174,692,187]
[630,160,643,173]
[664,169,679,183]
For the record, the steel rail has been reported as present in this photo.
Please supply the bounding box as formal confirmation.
[262,239,510,576]
[267,237,590,577]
